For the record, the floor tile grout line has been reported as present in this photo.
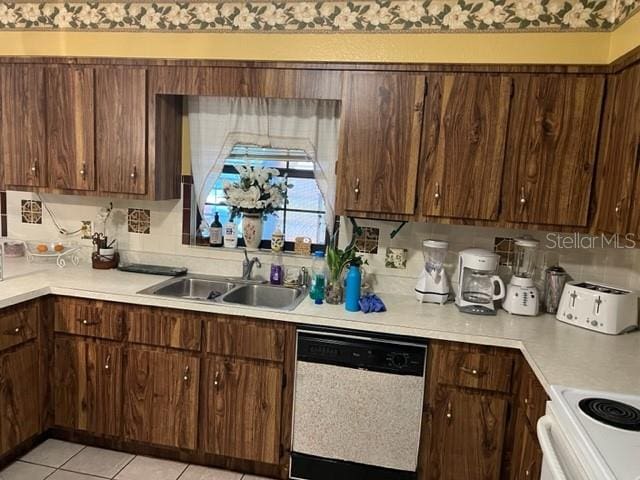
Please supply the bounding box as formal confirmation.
[57,444,89,470]
[57,466,113,479]
[173,462,189,480]
[111,453,138,479]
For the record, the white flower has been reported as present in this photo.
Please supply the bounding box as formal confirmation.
[427,1,445,16]
[0,5,17,24]
[261,4,287,26]
[167,5,190,26]
[624,0,634,6]
[103,3,126,22]
[546,0,564,15]
[53,9,74,27]
[19,4,40,22]
[514,0,544,20]
[442,4,469,27]
[562,3,592,27]
[598,1,621,23]
[363,3,393,25]
[140,9,162,28]
[319,3,337,17]
[128,5,142,17]
[292,2,317,23]
[334,6,358,28]
[194,3,217,23]
[397,1,425,22]
[77,6,101,25]
[478,2,507,24]
[220,3,239,17]
[42,5,55,17]
[233,7,256,28]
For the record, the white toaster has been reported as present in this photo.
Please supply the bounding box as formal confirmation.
[556,281,639,335]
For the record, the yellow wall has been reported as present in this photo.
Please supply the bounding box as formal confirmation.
[610,13,640,62]
[0,30,615,64]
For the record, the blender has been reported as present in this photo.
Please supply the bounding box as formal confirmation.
[503,238,540,316]
[415,240,450,304]
[456,248,505,315]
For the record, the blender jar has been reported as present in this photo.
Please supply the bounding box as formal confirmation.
[513,238,539,279]
[423,240,448,280]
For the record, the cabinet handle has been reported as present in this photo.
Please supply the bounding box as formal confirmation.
[353,177,360,201]
[446,401,453,422]
[183,365,190,382]
[104,354,111,371]
[78,319,100,326]
[3,325,23,336]
[30,161,39,177]
[615,201,621,216]
[130,166,138,181]
[519,186,527,206]
[460,366,485,376]
[434,182,441,202]
[524,397,534,408]
[80,163,87,179]
[213,370,221,387]
[524,460,535,477]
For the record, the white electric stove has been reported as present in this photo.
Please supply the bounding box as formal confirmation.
[538,385,640,480]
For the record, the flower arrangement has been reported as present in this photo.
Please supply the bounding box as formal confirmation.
[223,162,290,219]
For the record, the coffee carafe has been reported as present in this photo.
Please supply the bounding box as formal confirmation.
[456,248,505,315]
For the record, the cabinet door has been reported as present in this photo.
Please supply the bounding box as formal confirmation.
[592,65,640,234]
[0,65,47,187]
[46,67,96,191]
[426,386,508,480]
[96,68,147,195]
[123,347,199,449]
[202,356,283,464]
[510,409,542,480]
[0,343,40,453]
[502,75,604,226]
[338,72,425,215]
[54,337,122,437]
[422,75,512,220]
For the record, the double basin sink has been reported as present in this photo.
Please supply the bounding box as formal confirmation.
[138,274,307,311]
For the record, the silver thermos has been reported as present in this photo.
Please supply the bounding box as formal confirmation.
[543,266,568,314]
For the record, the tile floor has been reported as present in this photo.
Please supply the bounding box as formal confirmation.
[0,440,272,480]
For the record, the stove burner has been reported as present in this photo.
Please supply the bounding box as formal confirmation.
[579,398,640,431]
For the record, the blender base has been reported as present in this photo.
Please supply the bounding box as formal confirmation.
[415,290,449,304]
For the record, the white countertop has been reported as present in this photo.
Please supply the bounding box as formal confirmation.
[1,257,639,396]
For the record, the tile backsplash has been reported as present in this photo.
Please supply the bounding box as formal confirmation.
[4,190,640,296]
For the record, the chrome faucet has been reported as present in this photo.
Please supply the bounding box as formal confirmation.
[242,249,261,280]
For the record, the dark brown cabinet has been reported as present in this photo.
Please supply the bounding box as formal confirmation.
[337,72,425,216]
[510,409,542,480]
[96,67,148,195]
[202,356,284,464]
[0,343,40,454]
[502,75,605,226]
[123,346,199,450]
[421,74,512,220]
[0,65,47,188]
[53,337,122,437]
[46,67,96,191]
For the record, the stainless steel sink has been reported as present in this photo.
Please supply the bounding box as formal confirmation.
[220,283,307,311]
[139,274,307,310]
[138,275,237,301]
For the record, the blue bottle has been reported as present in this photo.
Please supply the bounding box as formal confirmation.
[345,265,362,312]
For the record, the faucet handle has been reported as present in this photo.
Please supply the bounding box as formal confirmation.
[243,248,250,263]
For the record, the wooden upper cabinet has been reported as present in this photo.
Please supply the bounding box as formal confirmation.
[502,75,605,226]
[46,67,96,191]
[0,65,47,188]
[338,72,425,215]
[421,74,512,220]
[202,356,284,464]
[0,343,40,453]
[123,347,199,450]
[593,64,640,234]
[96,67,147,195]
[54,337,122,437]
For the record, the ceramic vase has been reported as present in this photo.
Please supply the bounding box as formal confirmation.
[242,213,263,250]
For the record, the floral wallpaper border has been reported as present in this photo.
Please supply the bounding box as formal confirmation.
[0,0,638,32]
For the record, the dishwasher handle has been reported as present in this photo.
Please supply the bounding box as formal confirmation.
[537,415,568,480]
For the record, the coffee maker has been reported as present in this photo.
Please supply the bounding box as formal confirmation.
[456,248,505,315]
[415,239,450,304]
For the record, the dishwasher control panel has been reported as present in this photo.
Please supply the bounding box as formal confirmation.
[297,330,426,376]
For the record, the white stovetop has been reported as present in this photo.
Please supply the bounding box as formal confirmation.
[1,257,640,397]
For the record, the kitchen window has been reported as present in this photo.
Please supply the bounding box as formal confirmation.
[197,145,328,251]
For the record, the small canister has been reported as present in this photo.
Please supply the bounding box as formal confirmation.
[544,266,568,314]
[271,229,285,253]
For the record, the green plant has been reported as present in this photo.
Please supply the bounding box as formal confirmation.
[326,230,366,283]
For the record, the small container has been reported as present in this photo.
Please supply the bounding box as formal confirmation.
[223,220,238,248]
[3,241,25,257]
[270,253,284,285]
[271,228,285,253]
[310,251,327,304]
[345,265,362,312]
[543,266,568,314]
[209,212,223,247]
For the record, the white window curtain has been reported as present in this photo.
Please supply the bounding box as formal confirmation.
[188,96,341,233]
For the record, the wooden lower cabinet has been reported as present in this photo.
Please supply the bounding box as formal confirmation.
[202,356,284,465]
[510,409,542,480]
[0,343,40,453]
[123,346,199,450]
[424,386,508,480]
[53,337,122,437]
